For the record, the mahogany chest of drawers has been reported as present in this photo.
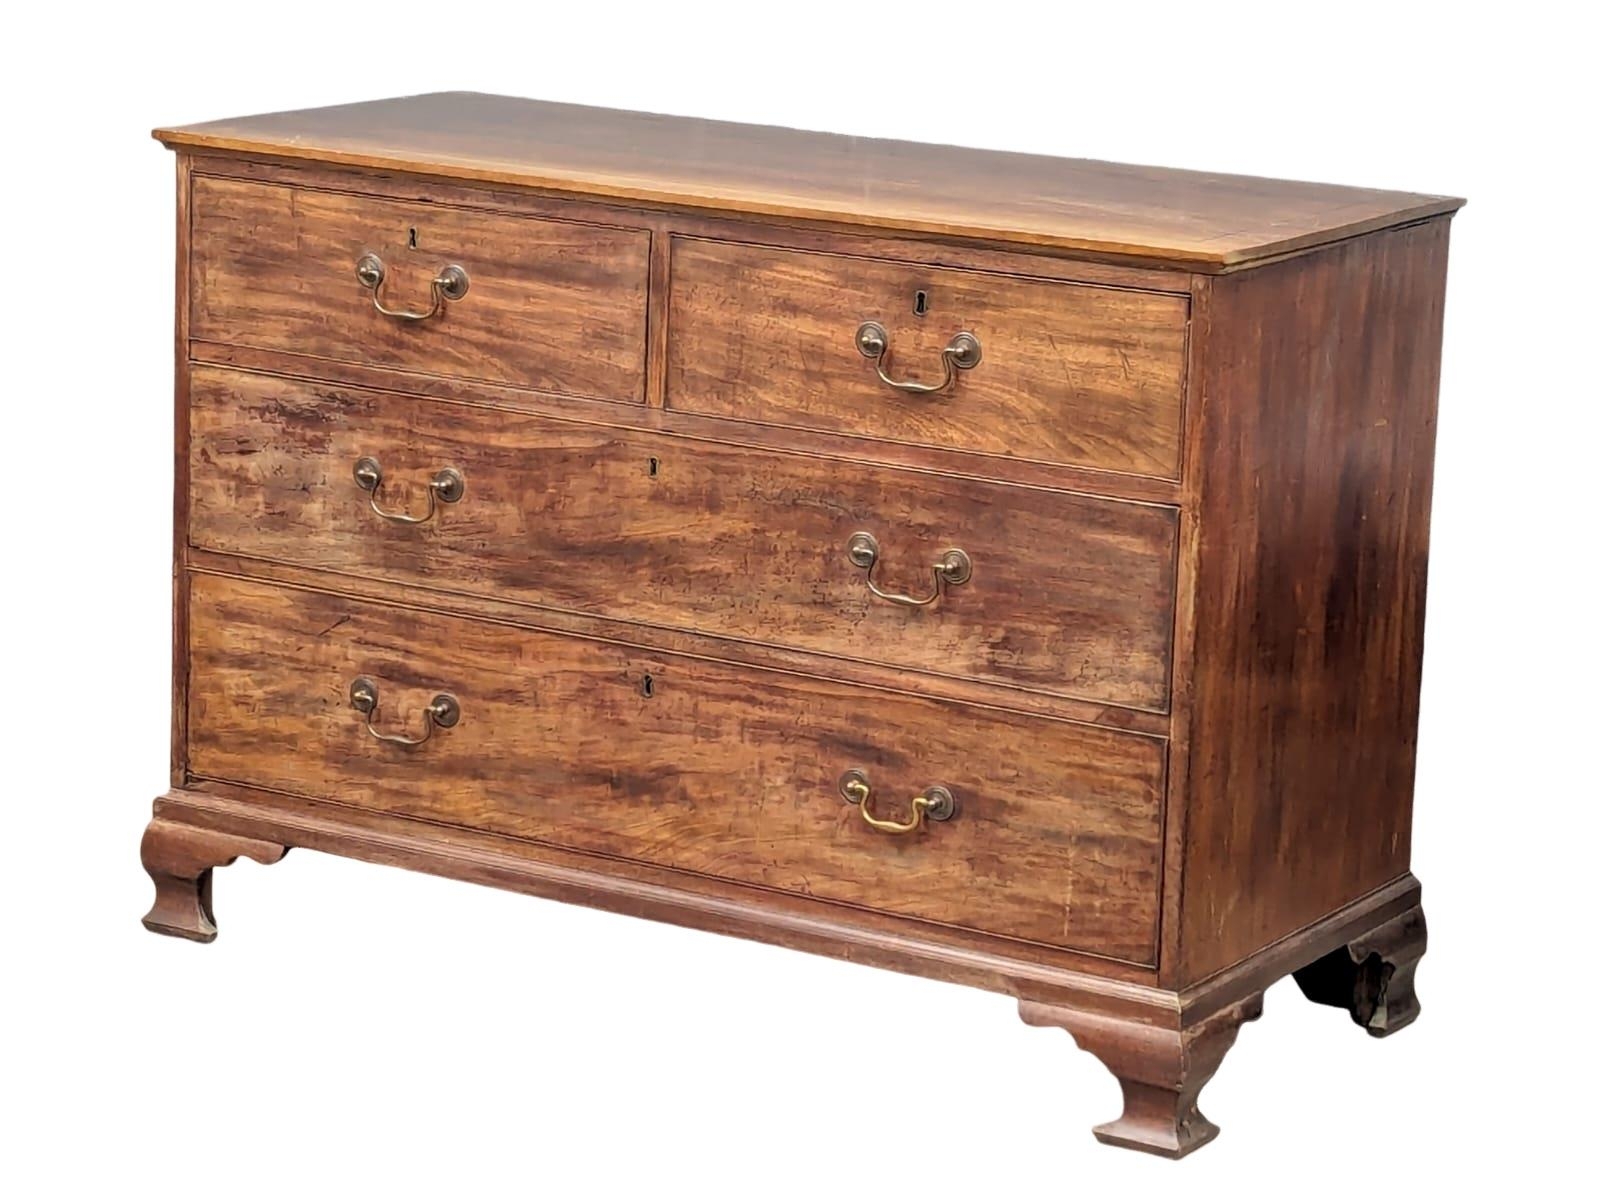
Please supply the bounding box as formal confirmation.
[144,93,1460,1157]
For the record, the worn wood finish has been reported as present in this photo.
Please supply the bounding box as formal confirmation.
[186,551,1173,735]
[185,574,1167,962]
[188,366,1179,710]
[191,340,1188,505]
[155,93,1462,269]
[148,95,1459,1158]
[1176,219,1451,982]
[189,174,651,400]
[667,238,1188,480]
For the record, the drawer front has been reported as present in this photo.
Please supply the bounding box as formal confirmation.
[190,367,1179,711]
[189,176,651,401]
[187,575,1165,961]
[666,238,1188,479]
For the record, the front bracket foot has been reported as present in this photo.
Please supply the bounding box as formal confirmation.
[140,817,288,943]
[1019,994,1263,1158]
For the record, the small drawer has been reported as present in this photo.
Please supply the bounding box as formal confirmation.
[186,575,1165,962]
[190,367,1180,711]
[666,238,1188,479]
[189,176,651,401]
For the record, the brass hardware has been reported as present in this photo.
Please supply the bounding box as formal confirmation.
[846,531,971,608]
[354,252,469,321]
[854,321,981,394]
[349,677,460,747]
[353,456,464,525]
[838,769,956,834]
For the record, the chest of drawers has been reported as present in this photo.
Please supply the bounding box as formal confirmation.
[143,93,1460,1157]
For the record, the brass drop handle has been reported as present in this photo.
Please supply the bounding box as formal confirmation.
[355,253,470,321]
[349,677,460,747]
[847,531,971,608]
[353,456,464,525]
[855,321,981,395]
[838,770,956,835]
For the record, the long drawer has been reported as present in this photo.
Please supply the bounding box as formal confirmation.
[189,367,1179,710]
[188,175,651,401]
[186,575,1166,961]
[666,237,1189,479]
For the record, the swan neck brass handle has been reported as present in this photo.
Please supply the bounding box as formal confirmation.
[349,677,460,747]
[855,321,981,395]
[838,770,956,835]
[353,456,464,525]
[355,253,470,322]
[847,531,971,608]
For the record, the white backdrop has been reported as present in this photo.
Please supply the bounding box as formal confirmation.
[4,3,1592,1198]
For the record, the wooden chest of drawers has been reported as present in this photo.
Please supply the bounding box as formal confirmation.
[144,93,1460,1157]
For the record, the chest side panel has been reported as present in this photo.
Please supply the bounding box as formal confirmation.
[1176,218,1452,984]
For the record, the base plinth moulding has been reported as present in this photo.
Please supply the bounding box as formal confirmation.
[139,789,1425,1155]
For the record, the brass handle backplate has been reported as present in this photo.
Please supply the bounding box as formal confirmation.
[353,456,464,525]
[847,531,971,608]
[838,770,956,835]
[355,253,470,321]
[855,321,981,395]
[349,677,460,747]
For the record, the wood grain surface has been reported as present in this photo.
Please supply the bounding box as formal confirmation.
[1176,218,1451,981]
[189,174,650,400]
[155,92,1463,268]
[667,237,1188,479]
[185,574,1166,961]
[188,366,1179,710]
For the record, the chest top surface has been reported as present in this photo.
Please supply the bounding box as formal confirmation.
[155,91,1462,270]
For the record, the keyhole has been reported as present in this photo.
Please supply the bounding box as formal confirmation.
[640,673,655,698]
[648,457,659,477]
[913,290,929,317]
[408,227,418,249]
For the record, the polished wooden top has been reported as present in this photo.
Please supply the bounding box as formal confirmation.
[156,92,1462,269]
